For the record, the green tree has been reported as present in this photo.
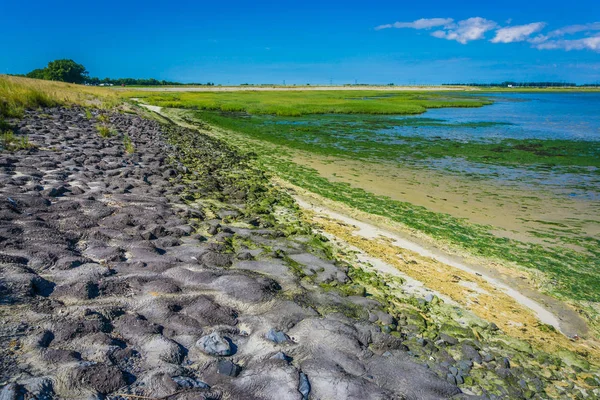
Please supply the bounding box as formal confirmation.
[25,68,48,80]
[43,59,88,84]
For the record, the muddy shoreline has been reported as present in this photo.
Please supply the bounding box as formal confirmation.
[1,107,599,399]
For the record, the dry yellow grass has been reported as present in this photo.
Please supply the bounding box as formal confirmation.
[0,75,120,119]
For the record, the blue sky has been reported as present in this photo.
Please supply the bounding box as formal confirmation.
[1,0,599,84]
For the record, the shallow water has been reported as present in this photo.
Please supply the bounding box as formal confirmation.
[260,93,600,198]
[403,92,600,142]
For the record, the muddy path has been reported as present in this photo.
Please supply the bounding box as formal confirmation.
[292,193,590,339]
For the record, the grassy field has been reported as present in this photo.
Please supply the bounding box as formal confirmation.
[122,90,492,116]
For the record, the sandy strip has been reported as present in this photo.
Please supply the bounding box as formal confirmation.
[294,197,565,333]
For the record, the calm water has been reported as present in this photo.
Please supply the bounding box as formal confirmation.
[393,92,600,142]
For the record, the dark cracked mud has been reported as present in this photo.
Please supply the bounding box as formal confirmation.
[0,108,462,400]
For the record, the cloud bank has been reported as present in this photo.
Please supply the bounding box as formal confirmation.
[547,22,600,37]
[376,17,600,52]
[491,22,546,43]
[375,18,453,31]
[535,35,600,51]
[431,17,497,44]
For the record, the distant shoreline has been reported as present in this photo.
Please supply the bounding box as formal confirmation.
[114,84,600,93]
[114,85,473,92]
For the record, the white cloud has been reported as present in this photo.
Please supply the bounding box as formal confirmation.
[431,17,497,44]
[491,22,546,43]
[547,22,600,37]
[375,18,453,31]
[529,34,549,44]
[375,16,600,52]
[534,35,600,51]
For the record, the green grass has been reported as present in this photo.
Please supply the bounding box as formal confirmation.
[0,75,118,119]
[124,90,492,116]
[0,75,120,137]
[123,134,135,153]
[0,76,57,121]
[1,131,33,151]
[96,125,113,138]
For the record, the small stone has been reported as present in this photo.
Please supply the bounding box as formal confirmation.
[457,360,473,373]
[298,372,310,400]
[266,328,290,344]
[217,360,241,377]
[270,351,292,363]
[446,373,457,385]
[461,344,482,364]
[439,333,458,346]
[43,186,69,197]
[237,251,254,260]
[172,376,209,389]
[196,332,232,356]
[449,366,459,376]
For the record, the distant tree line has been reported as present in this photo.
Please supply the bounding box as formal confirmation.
[20,59,214,86]
[84,76,214,86]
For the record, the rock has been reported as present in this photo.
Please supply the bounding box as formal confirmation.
[461,343,483,364]
[42,186,69,197]
[21,377,54,399]
[438,333,458,346]
[456,374,464,385]
[270,351,292,363]
[446,373,457,385]
[217,360,241,377]
[298,372,310,400]
[172,376,210,389]
[197,332,232,356]
[0,383,23,400]
[266,328,290,344]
